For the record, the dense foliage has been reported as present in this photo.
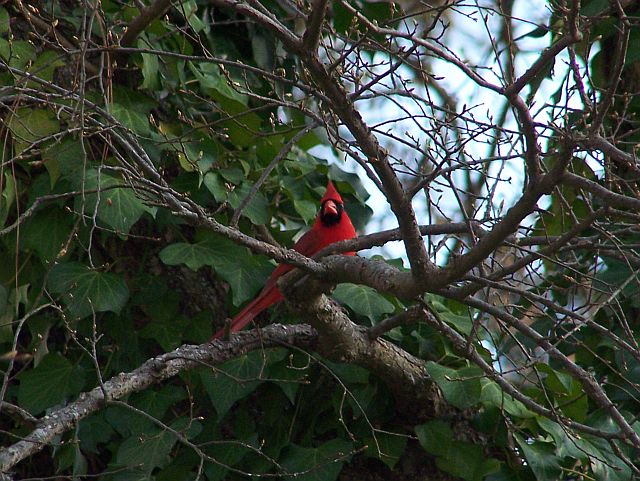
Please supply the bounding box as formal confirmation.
[1,0,640,480]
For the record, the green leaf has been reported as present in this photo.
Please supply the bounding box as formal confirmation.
[159,241,216,271]
[416,420,499,481]
[415,419,453,456]
[114,426,176,475]
[17,353,85,414]
[28,50,66,83]
[294,199,317,223]
[78,412,115,453]
[514,434,562,481]
[188,61,247,106]
[42,137,85,186]
[0,284,7,316]
[429,296,472,334]
[201,350,266,417]
[55,440,88,476]
[425,362,483,409]
[227,183,271,225]
[536,417,591,460]
[139,316,188,351]
[0,171,16,227]
[268,356,309,403]
[0,7,9,34]
[181,0,207,33]
[480,380,535,418]
[159,233,272,305]
[6,107,59,155]
[78,170,149,234]
[48,262,130,319]
[203,172,227,201]
[332,284,395,322]
[110,103,151,134]
[203,436,260,481]
[0,38,35,69]
[20,207,74,262]
[281,439,353,481]
[139,39,159,90]
[364,431,407,469]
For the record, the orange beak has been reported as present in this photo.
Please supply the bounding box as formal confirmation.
[323,200,338,216]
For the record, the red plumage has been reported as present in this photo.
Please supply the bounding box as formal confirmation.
[211,181,357,339]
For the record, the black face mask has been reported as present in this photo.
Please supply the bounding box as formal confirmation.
[320,200,344,227]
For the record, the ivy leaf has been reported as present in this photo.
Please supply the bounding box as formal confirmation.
[0,171,16,227]
[416,420,500,481]
[28,50,66,84]
[0,285,7,316]
[480,380,535,418]
[514,434,562,481]
[113,427,176,476]
[293,199,317,223]
[139,317,188,351]
[332,284,395,322]
[109,97,152,135]
[0,7,9,34]
[203,172,227,201]
[425,363,483,410]
[268,357,309,403]
[0,39,36,70]
[203,435,260,481]
[159,233,272,305]
[17,353,85,414]
[227,183,271,225]
[78,413,115,453]
[281,439,354,481]
[78,170,149,234]
[536,417,591,460]
[48,262,130,319]
[159,241,216,271]
[6,107,59,156]
[201,350,266,417]
[363,431,407,469]
[139,38,159,90]
[20,207,73,262]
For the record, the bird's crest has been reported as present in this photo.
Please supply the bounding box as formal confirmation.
[321,180,344,204]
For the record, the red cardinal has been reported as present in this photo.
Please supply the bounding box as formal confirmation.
[212,181,357,339]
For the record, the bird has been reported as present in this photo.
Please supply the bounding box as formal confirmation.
[211,180,357,339]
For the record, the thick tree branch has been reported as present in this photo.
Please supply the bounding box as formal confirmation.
[0,325,317,474]
[120,0,174,47]
[563,171,640,210]
[302,0,329,52]
[285,281,438,405]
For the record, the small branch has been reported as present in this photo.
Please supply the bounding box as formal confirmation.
[230,125,315,227]
[209,0,301,49]
[578,134,640,174]
[0,402,37,426]
[14,0,99,75]
[504,34,579,96]
[368,305,432,340]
